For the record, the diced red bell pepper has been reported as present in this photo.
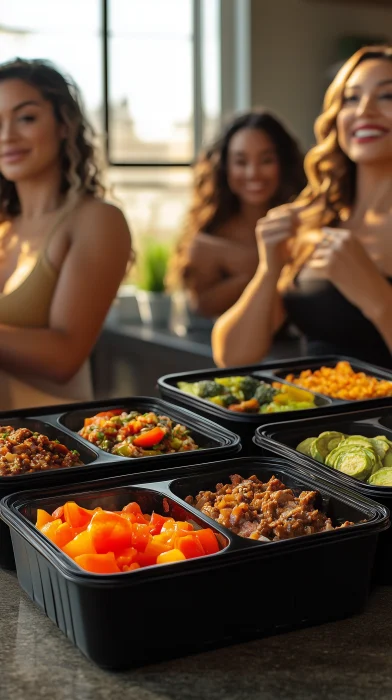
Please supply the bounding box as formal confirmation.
[63,530,96,559]
[40,519,63,543]
[36,509,54,530]
[88,511,133,554]
[157,549,186,564]
[176,534,205,559]
[149,512,170,535]
[84,409,123,427]
[74,552,120,574]
[193,528,219,554]
[131,523,150,552]
[116,547,138,571]
[64,502,95,529]
[118,421,142,438]
[51,506,64,521]
[121,502,147,524]
[132,427,165,448]
[123,562,141,572]
[134,550,157,567]
[55,522,84,548]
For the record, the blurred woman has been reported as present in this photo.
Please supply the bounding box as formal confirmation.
[0,58,132,409]
[212,46,392,369]
[167,111,305,318]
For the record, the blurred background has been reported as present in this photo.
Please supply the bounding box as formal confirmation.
[1,0,390,255]
[1,0,391,395]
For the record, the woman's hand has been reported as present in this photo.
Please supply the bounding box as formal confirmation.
[309,227,389,318]
[256,205,299,277]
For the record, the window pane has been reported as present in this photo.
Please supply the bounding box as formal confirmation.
[0,0,103,133]
[201,0,221,146]
[108,0,194,163]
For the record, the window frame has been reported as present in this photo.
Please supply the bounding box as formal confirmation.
[102,0,202,167]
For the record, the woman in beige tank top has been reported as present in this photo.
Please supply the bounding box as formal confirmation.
[0,58,133,410]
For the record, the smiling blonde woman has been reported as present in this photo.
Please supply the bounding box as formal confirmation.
[213,46,392,370]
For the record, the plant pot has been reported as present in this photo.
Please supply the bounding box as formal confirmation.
[170,290,214,334]
[136,290,171,327]
[115,284,141,323]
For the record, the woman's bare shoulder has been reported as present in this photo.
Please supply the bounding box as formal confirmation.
[74,197,129,225]
[71,197,132,250]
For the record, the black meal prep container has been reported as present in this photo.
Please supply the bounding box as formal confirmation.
[158,354,392,455]
[254,404,392,583]
[0,455,388,669]
[0,397,240,569]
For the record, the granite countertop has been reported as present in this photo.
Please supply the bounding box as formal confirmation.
[2,566,392,700]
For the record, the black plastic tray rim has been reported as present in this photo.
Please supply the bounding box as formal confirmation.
[158,354,392,424]
[253,405,392,497]
[0,396,242,488]
[1,456,389,585]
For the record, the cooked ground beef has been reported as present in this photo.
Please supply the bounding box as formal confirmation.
[0,426,83,476]
[185,474,354,541]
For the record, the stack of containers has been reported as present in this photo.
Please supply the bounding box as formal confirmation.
[0,456,388,668]
[1,354,392,668]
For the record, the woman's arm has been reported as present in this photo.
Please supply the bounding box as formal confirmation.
[0,200,132,383]
[182,233,259,316]
[212,209,296,367]
[188,272,254,317]
[212,267,286,366]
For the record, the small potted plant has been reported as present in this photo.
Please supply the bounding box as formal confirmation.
[135,238,172,327]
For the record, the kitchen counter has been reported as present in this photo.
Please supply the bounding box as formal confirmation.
[2,566,392,700]
[92,318,304,397]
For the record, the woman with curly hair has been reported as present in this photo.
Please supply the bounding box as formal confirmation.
[213,46,392,369]
[0,58,132,409]
[167,111,305,318]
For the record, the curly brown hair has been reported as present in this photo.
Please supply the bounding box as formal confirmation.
[0,58,105,219]
[282,45,392,285]
[167,110,305,290]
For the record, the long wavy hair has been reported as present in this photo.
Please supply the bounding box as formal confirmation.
[282,45,392,286]
[0,58,105,220]
[167,110,305,290]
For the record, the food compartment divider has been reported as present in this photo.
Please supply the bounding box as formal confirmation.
[1,456,388,668]
[253,373,333,407]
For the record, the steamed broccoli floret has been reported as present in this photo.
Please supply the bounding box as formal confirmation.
[195,380,225,398]
[237,376,260,400]
[220,393,239,407]
[253,382,278,405]
[215,375,259,401]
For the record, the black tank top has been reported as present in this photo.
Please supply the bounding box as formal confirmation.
[282,278,392,369]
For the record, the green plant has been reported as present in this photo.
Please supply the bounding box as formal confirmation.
[136,238,171,293]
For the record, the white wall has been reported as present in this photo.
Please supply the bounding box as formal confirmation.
[251,0,392,149]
